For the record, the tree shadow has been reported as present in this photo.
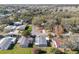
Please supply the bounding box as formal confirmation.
[47,40,51,47]
[0,35,4,39]
[8,41,17,50]
[32,48,47,54]
[8,44,16,50]
[28,43,33,48]
[39,50,47,54]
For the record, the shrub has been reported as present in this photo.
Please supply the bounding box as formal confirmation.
[21,25,32,37]
[32,48,46,54]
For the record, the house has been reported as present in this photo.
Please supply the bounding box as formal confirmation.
[11,37,17,44]
[4,25,16,32]
[0,37,13,50]
[51,38,64,48]
[7,30,19,35]
[6,33,18,44]
[31,25,48,36]
[17,36,33,43]
[18,36,30,48]
[17,37,22,44]
[35,35,47,47]
[21,19,29,23]
[28,37,33,44]
[6,30,20,44]
[16,25,26,30]
[14,22,22,26]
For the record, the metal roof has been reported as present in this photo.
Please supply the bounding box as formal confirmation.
[4,25,16,30]
[35,35,47,45]
[14,22,22,26]
[19,36,29,46]
[0,37,12,50]
[16,25,26,30]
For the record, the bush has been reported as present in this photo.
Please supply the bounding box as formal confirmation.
[51,48,65,54]
[21,25,32,37]
[21,30,30,36]
[32,48,47,54]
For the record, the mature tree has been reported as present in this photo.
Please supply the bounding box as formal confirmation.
[21,26,32,37]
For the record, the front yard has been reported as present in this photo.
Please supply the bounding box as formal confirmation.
[0,44,53,54]
[0,44,32,54]
[0,44,79,54]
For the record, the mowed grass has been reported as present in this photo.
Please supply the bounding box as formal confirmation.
[0,44,78,54]
[0,44,32,54]
[0,43,53,54]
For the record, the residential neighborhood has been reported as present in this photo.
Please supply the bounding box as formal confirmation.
[0,4,79,54]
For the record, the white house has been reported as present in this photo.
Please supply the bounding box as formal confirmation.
[0,37,13,50]
[4,25,16,32]
[7,30,20,44]
[14,22,22,26]
[18,36,30,48]
[35,35,47,47]
[16,25,26,30]
[7,30,19,36]
[6,35,17,44]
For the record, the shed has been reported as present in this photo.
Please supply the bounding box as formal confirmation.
[35,35,47,47]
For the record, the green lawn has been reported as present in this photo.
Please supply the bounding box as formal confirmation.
[0,44,53,54]
[0,44,32,54]
[0,44,78,54]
